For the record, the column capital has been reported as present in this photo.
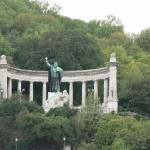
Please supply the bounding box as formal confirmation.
[110,53,116,62]
[104,78,109,82]
[93,79,98,82]
[109,53,119,67]
[0,55,7,65]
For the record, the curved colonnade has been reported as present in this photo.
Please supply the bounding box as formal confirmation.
[0,54,118,113]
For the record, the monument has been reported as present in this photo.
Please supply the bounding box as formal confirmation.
[45,57,63,92]
[43,57,70,112]
[0,53,118,113]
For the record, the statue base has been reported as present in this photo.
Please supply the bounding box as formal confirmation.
[102,100,118,113]
[43,90,70,113]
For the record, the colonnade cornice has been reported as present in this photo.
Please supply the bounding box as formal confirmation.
[7,65,109,75]
[6,65,110,82]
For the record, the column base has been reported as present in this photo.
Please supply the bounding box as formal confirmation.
[63,145,71,150]
[102,100,118,113]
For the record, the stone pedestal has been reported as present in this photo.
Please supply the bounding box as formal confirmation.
[43,90,70,112]
[102,100,118,113]
[64,145,71,150]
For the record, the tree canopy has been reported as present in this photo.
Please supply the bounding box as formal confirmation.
[0,96,150,150]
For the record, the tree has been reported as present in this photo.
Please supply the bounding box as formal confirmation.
[136,28,150,52]
[95,114,150,150]
[76,93,102,144]
[119,51,150,116]
[0,33,14,55]
[0,95,43,150]
[88,15,123,38]
[46,104,77,118]
[14,30,103,70]
[77,142,97,150]
[0,96,76,150]
[16,114,74,149]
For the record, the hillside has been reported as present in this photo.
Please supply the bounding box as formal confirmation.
[0,1,150,149]
[0,0,149,115]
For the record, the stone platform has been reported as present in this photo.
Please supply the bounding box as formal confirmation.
[43,90,70,112]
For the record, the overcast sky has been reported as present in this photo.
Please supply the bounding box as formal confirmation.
[39,0,150,34]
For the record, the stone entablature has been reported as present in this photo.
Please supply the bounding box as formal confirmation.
[0,53,118,113]
[6,66,109,82]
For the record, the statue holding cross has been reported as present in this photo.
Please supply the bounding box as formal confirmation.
[45,57,63,92]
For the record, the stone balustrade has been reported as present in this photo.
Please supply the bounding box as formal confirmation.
[0,53,118,113]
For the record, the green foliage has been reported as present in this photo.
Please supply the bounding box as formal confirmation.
[110,138,130,150]
[77,142,97,150]
[0,94,44,115]
[76,94,102,143]
[0,96,76,149]
[95,114,150,150]
[0,0,150,148]
[14,29,103,70]
[17,114,74,147]
[120,76,150,116]
[0,96,150,150]
[137,28,150,52]
[118,50,150,116]
[88,15,123,38]
[0,96,43,149]
[0,33,14,55]
[46,104,77,118]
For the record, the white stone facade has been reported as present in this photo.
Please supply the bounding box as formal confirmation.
[0,53,118,113]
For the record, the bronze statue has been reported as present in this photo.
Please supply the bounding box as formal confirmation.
[45,57,63,92]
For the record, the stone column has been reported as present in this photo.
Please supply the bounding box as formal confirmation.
[0,55,8,98]
[108,53,117,101]
[29,81,33,102]
[94,80,98,98]
[106,53,118,113]
[8,78,12,97]
[69,82,73,107]
[42,82,47,106]
[17,80,22,93]
[82,81,86,107]
[104,79,108,103]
